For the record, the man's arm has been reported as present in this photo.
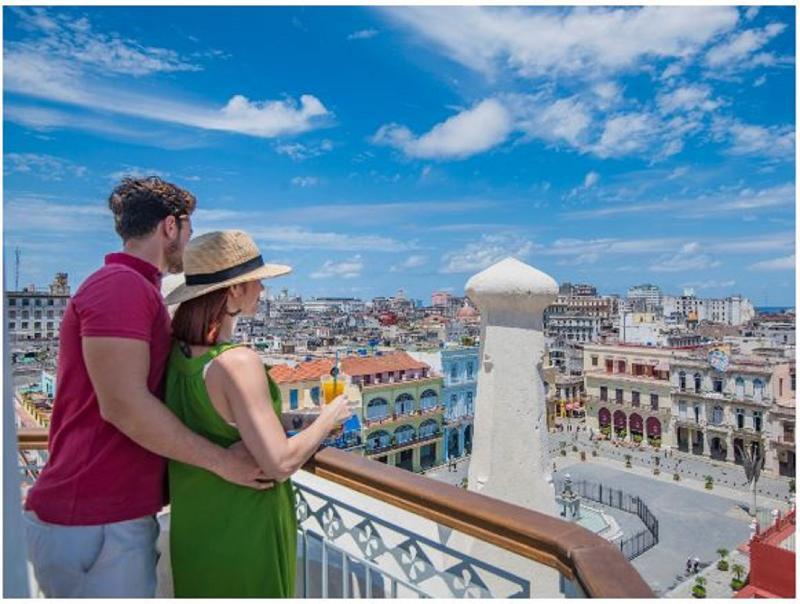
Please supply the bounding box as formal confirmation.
[82,336,271,490]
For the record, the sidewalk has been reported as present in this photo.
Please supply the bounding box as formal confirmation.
[664,549,750,599]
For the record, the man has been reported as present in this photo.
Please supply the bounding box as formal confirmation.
[23,177,271,598]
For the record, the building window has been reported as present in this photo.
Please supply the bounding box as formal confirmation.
[600,386,608,402]
[21,322,28,329]
[8,311,15,319]
[8,322,14,330]
[712,405,724,425]
[678,371,686,391]
[48,299,54,306]
[466,362,474,380]
[735,377,745,399]
[466,392,474,415]
[34,299,42,307]
[679,401,687,419]
[615,389,623,404]
[753,410,762,432]
[450,364,458,382]
[753,379,764,401]
[47,322,54,329]
[591,356,598,367]
[290,389,299,410]
[632,391,640,407]
[8,299,16,306]
[713,378,723,393]
[779,378,784,397]
[736,408,745,430]
[367,398,389,420]
[34,322,41,329]
[650,393,659,411]
[694,373,702,392]
[694,405,701,423]
[21,310,29,319]
[310,386,320,405]
[22,299,29,307]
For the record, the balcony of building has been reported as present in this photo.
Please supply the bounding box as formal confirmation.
[15,428,653,599]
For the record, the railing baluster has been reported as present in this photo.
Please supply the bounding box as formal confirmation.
[303,531,310,598]
[365,564,372,599]
[343,554,349,598]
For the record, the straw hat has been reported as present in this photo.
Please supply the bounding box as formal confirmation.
[164,230,291,306]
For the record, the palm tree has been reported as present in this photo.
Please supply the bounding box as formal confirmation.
[717,548,729,570]
[731,563,746,582]
[695,576,707,588]
[736,440,765,516]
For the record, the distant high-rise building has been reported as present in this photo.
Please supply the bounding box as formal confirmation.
[627,284,663,311]
[6,273,71,341]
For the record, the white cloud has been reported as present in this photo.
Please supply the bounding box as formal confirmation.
[748,255,795,271]
[440,234,536,274]
[713,118,794,160]
[5,196,109,233]
[372,99,513,159]
[583,171,600,188]
[390,255,428,272]
[382,6,739,80]
[290,176,321,188]
[656,85,720,114]
[4,153,87,180]
[564,182,794,219]
[310,255,364,279]
[512,94,592,148]
[348,29,378,40]
[592,112,660,158]
[10,7,201,76]
[566,170,600,199]
[5,10,332,139]
[649,242,721,272]
[274,139,333,161]
[705,22,787,71]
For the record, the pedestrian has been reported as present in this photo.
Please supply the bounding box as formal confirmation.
[23,178,271,598]
[685,557,692,575]
[553,461,557,473]
[693,557,700,574]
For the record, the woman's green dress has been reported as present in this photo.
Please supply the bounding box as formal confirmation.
[165,341,297,598]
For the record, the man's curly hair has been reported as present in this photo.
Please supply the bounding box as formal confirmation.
[108,176,197,241]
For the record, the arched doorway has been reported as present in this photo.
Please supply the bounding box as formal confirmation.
[613,410,627,438]
[780,450,796,477]
[677,426,689,452]
[646,417,661,446]
[692,430,705,456]
[366,430,391,454]
[629,413,643,442]
[447,428,460,458]
[710,436,726,461]
[598,407,611,438]
[464,424,473,454]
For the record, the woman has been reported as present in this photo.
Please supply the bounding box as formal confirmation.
[163,230,351,597]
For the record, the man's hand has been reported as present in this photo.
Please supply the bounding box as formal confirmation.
[219,440,275,489]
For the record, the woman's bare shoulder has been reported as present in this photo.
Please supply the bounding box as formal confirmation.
[211,346,265,378]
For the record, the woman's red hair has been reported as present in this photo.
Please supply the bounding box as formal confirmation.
[171,288,231,346]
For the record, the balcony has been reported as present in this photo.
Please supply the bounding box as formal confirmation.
[671,388,772,407]
[365,432,443,455]
[16,428,652,598]
[363,405,443,429]
[362,376,440,391]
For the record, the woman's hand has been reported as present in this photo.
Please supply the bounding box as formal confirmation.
[320,394,353,426]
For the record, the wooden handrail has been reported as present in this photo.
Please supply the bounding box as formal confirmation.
[17,427,653,598]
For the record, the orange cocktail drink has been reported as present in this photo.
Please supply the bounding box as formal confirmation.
[322,376,345,404]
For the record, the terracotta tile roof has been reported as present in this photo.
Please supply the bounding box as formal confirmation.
[268,359,334,384]
[268,351,431,384]
[340,351,429,376]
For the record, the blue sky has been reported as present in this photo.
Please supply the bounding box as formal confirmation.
[3,5,796,305]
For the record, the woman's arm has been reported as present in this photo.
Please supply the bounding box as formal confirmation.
[212,347,351,482]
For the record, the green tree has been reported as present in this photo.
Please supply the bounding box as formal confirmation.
[731,563,746,582]
[717,548,729,570]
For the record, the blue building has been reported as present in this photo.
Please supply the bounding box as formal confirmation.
[408,345,478,461]
[440,347,478,460]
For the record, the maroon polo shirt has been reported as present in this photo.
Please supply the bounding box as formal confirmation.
[25,252,172,525]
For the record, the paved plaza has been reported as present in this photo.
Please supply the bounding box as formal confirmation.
[425,442,794,598]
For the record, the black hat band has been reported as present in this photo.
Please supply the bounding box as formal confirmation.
[185,255,264,286]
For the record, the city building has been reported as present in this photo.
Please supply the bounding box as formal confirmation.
[409,345,478,460]
[669,348,794,476]
[6,273,70,341]
[736,509,795,598]
[543,367,585,429]
[304,297,366,315]
[345,352,444,472]
[626,284,663,311]
[583,343,676,447]
[663,292,755,326]
[544,284,616,344]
